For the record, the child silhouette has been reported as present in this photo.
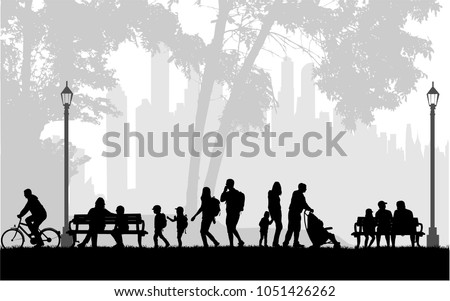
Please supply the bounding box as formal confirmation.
[259,211,273,247]
[363,208,376,248]
[112,205,128,248]
[152,205,170,248]
[167,206,188,247]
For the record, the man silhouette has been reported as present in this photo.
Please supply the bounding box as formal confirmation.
[17,189,47,247]
[375,200,392,247]
[220,179,245,247]
[392,200,416,247]
[78,197,112,248]
[283,183,313,248]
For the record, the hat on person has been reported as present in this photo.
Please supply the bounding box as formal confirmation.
[378,200,387,206]
[175,206,184,212]
[152,205,161,211]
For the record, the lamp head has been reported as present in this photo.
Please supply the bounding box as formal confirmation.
[61,81,73,106]
[427,81,439,107]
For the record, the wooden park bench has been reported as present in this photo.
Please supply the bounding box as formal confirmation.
[351,216,425,248]
[67,213,148,247]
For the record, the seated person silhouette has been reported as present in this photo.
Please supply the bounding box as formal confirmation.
[78,197,112,248]
[306,212,340,249]
[391,200,417,247]
[363,208,376,248]
[111,205,128,248]
[375,200,392,247]
[17,189,47,248]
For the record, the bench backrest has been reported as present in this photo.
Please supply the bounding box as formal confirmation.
[355,216,421,231]
[356,217,364,226]
[72,213,143,224]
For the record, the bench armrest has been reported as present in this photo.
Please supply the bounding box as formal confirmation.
[140,220,146,232]
[68,220,74,231]
[354,223,362,233]
[417,222,423,233]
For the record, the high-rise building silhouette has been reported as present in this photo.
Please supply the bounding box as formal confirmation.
[272,57,295,132]
[106,86,128,204]
[151,44,170,114]
[135,98,152,193]
[296,63,316,129]
[70,148,96,214]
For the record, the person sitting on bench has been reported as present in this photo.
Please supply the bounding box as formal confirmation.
[111,205,128,248]
[78,197,113,248]
[391,200,416,247]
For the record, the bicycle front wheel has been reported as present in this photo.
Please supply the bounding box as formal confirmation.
[40,228,61,247]
[1,228,25,248]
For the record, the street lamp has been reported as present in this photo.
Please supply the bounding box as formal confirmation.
[60,81,73,247]
[426,81,440,247]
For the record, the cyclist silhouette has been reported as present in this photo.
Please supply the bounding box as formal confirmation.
[17,189,47,247]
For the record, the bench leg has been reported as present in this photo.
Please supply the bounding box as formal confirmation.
[138,235,143,248]
[70,234,77,248]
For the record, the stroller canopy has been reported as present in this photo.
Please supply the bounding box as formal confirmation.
[305,212,330,246]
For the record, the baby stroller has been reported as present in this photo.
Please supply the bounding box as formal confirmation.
[304,211,341,249]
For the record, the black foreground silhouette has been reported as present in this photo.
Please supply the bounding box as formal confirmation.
[1,246,447,280]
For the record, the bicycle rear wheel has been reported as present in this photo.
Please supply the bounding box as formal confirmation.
[1,228,25,248]
[40,228,61,247]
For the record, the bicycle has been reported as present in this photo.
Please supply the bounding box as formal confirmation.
[1,218,61,248]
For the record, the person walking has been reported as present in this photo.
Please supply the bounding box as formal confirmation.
[191,187,220,247]
[268,181,283,247]
[220,179,245,247]
[283,183,313,248]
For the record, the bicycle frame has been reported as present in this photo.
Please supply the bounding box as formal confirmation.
[17,222,32,238]
[14,219,43,241]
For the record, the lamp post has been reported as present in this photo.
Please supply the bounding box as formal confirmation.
[426,81,440,247]
[60,81,73,247]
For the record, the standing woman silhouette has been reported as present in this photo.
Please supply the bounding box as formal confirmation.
[268,182,283,247]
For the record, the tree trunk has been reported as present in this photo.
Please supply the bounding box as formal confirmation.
[204,4,277,194]
[185,0,230,215]
[20,0,33,103]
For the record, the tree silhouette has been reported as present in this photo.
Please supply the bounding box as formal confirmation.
[166,0,440,209]
[1,0,183,229]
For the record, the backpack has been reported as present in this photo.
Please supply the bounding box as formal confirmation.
[236,190,245,212]
[160,213,167,229]
[208,197,221,217]
[179,214,188,233]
